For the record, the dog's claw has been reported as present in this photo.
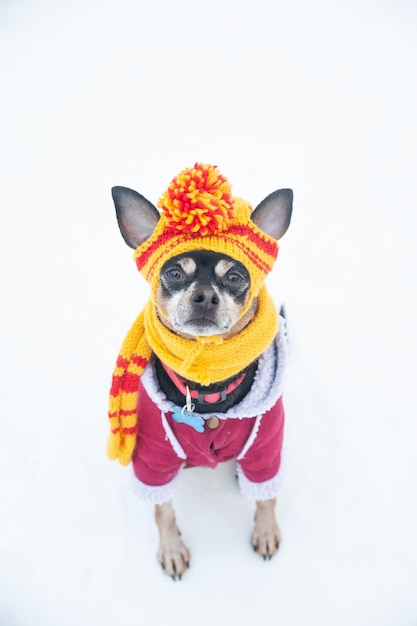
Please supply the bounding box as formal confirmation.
[161,557,188,581]
[252,534,280,561]
[158,550,190,580]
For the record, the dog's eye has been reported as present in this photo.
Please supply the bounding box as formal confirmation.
[223,271,244,286]
[165,268,184,281]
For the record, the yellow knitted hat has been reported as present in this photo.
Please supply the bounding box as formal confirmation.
[134,163,279,305]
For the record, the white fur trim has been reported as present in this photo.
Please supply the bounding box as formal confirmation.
[131,467,182,504]
[141,360,176,412]
[236,463,283,500]
[161,411,187,460]
[236,414,263,461]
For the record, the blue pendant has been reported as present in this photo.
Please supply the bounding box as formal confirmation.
[172,406,205,433]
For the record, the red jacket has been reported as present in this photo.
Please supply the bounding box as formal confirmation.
[131,325,287,503]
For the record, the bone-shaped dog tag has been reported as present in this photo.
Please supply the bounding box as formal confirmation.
[172,406,205,433]
[171,385,205,433]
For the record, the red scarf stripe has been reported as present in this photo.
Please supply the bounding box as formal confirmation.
[109,375,123,397]
[110,359,147,397]
[109,408,136,418]
[122,426,137,436]
[131,354,149,369]
[116,355,129,368]
[109,374,134,397]
[119,408,137,417]
[121,372,141,393]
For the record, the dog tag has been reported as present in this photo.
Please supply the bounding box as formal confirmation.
[172,406,205,433]
[206,415,220,429]
[171,386,205,433]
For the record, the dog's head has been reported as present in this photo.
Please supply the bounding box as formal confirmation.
[111,164,292,338]
[156,249,252,337]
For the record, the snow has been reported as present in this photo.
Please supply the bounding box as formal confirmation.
[1,0,417,624]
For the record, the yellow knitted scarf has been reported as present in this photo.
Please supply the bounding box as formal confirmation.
[107,286,278,466]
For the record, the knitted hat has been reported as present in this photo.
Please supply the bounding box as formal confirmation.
[134,163,279,307]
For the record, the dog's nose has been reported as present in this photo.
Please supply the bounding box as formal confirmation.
[192,288,219,308]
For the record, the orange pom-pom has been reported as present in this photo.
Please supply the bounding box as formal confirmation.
[158,163,236,235]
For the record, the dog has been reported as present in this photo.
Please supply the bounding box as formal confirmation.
[108,164,292,579]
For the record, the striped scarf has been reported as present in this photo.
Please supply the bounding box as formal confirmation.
[107,286,278,466]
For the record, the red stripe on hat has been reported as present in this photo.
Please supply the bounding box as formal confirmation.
[227,239,278,275]
[135,223,278,279]
[228,224,279,259]
[136,232,182,278]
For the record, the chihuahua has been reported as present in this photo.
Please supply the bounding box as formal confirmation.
[111,178,292,579]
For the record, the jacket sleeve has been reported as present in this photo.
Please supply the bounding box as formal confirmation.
[131,381,184,503]
[236,396,285,500]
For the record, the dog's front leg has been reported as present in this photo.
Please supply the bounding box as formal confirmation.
[251,498,281,560]
[155,501,190,580]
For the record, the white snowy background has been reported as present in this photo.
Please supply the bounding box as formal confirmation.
[1,0,416,624]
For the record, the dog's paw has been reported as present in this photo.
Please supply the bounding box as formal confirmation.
[251,522,281,560]
[157,536,191,581]
[251,500,281,561]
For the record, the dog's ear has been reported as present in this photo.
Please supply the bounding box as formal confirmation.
[251,189,293,240]
[111,186,160,249]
